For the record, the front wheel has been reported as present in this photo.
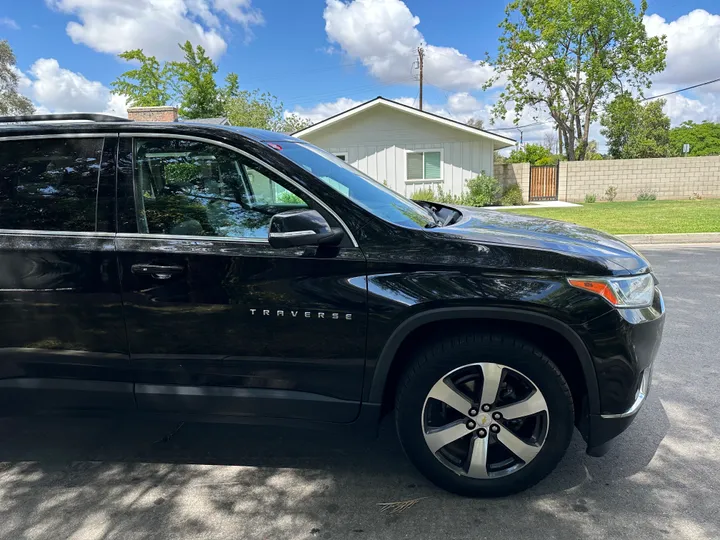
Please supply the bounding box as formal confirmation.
[395,333,574,497]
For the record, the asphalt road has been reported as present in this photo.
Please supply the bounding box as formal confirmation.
[1,245,719,540]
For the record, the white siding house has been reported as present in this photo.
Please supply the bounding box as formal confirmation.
[293,97,515,198]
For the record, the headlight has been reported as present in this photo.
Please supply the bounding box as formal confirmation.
[568,274,655,308]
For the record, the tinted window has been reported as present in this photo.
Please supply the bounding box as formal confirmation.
[0,137,104,231]
[278,142,436,228]
[134,138,308,238]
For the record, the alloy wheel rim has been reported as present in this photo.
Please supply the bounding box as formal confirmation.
[421,362,550,479]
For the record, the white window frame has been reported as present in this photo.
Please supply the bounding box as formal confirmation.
[405,148,444,183]
[333,152,348,162]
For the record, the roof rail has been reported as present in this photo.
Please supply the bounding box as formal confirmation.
[0,113,132,123]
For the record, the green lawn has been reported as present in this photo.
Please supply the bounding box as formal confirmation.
[501,199,720,235]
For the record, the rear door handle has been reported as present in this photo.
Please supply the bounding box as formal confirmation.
[131,264,184,280]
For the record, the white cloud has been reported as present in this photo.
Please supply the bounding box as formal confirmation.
[23,58,128,116]
[663,93,720,125]
[214,0,264,28]
[323,0,496,91]
[290,97,364,124]
[0,17,20,30]
[645,9,720,90]
[46,0,264,60]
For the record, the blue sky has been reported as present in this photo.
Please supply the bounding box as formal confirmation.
[2,0,720,145]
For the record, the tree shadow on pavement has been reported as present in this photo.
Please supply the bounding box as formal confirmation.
[0,395,686,540]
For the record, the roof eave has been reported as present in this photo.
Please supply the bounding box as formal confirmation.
[493,140,516,150]
[293,97,516,145]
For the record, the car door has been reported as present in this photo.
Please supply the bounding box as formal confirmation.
[115,134,367,423]
[0,134,133,414]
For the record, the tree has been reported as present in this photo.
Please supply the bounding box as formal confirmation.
[110,49,173,107]
[282,113,313,133]
[111,42,233,117]
[583,140,605,160]
[486,0,666,161]
[494,151,508,164]
[225,90,284,130]
[507,143,553,164]
[466,117,485,129]
[542,131,559,154]
[0,40,34,115]
[170,41,224,119]
[669,121,720,156]
[601,94,670,159]
[225,90,311,132]
[110,41,306,131]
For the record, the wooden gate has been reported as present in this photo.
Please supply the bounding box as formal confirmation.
[529,165,559,201]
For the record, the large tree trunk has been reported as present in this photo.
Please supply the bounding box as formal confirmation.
[572,113,584,160]
[558,127,563,155]
[565,128,576,161]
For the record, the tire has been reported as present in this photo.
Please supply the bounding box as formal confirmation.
[395,332,574,497]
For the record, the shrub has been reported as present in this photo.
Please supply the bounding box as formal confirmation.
[636,190,657,201]
[534,156,558,166]
[277,191,304,204]
[435,185,467,205]
[604,185,618,202]
[500,185,524,206]
[411,187,437,202]
[465,173,502,207]
[584,193,597,203]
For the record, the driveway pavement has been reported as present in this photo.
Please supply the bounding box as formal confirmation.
[0,246,719,540]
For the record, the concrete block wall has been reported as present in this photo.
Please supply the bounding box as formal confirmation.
[496,156,720,202]
[494,163,530,203]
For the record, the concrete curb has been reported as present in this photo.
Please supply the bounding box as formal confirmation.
[618,232,720,245]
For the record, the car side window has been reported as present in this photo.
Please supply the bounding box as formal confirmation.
[133,138,309,239]
[0,137,105,232]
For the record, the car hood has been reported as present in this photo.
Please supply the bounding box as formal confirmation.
[432,208,650,276]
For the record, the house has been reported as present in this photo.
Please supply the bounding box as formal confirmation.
[292,97,516,198]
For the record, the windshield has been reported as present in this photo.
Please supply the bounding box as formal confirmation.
[277,142,437,228]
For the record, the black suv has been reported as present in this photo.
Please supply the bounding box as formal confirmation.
[0,114,664,497]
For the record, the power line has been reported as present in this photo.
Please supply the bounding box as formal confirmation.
[641,76,720,101]
[493,119,552,131]
[412,86,420,109]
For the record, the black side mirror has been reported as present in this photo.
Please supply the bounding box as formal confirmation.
[268,209,345,248]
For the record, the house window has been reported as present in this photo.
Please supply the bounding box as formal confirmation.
[334,152,348,162]
[406,150,442,181]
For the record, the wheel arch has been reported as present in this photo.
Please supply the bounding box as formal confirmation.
[367,307,601,417]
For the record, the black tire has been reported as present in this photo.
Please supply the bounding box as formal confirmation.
[395,333,574,497]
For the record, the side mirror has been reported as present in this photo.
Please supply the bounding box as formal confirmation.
[268,209,345,248]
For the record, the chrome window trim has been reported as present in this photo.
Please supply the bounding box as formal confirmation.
[0,229,116,239]
[116,232,268,244]
[0,134,115,141]
[119,132,359,248]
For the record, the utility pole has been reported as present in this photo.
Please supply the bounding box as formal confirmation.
[417,45,424,111]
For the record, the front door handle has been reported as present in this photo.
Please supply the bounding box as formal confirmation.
[131,263,184,280]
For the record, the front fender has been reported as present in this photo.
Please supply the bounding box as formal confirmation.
[365,306,601,416]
